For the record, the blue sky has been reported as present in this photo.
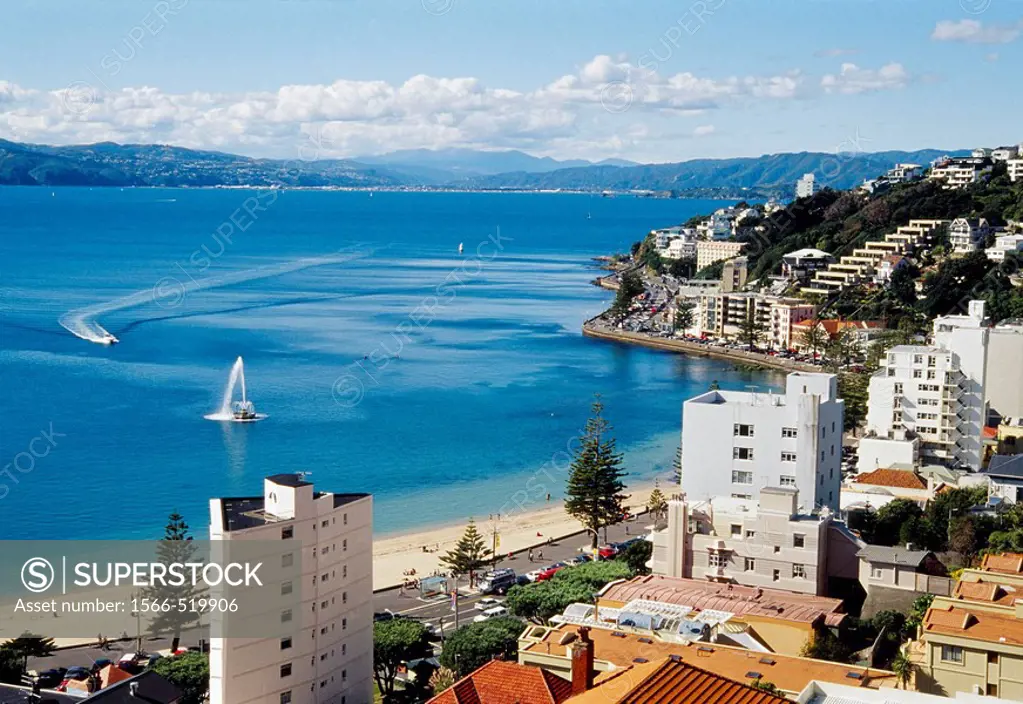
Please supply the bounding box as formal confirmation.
[1,0,1020,163]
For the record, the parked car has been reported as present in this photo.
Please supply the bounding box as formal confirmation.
[472,605,509,623]
[597,545,619,560]
[478,568,517,595]
[535,563,568,581]
[474,597,503,611]
[565,554,592,566]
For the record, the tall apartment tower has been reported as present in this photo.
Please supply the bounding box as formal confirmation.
[680,372,844,512]
[865,301,991,470]
[796,173,816,199]
[209,474,373,704]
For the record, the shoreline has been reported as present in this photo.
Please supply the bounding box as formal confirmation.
[371,480,663,591]
[581,322,821,374]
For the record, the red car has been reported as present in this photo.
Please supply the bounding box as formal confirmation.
[597,545,618,560]
[535,563,567,581]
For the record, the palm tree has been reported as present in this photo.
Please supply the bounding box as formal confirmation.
[891,650,914,690]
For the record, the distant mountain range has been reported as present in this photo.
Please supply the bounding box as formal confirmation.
[0,139,967,196]
[354,147,637,180]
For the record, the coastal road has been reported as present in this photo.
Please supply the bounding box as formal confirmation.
[373,515,648,634]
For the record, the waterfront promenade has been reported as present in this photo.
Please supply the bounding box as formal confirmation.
[582,320,821,374]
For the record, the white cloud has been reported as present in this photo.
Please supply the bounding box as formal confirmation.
[820,62,909,95]
[0,55,904,159]
[931,19,1023,45]
[693,125,716,137]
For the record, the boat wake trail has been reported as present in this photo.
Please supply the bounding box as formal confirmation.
[59,249,372,345]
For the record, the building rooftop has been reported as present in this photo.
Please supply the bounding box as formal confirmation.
[267,473,313,488]
[428,659,572,704]
[951,579,1019,607]
[987,455,1023,479]
[568,655,790,704]
[218,492,369,532]
[923,604,1023,646]
[854,468,927,491]
[980,553,1023,576]
[80,672,181,704]
[0,685,77,704]
[598,576,846,627]
[521,626,895,694]
[784,248,833,260]
[856,545,933,568]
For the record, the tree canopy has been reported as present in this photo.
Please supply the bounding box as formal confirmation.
[150,652,209,704]
[438,616,523,677]
[373,618,433,697]
[505,560,633,623]
[143,512,204,646]
[564,396,629,548]
[439,519,492,584]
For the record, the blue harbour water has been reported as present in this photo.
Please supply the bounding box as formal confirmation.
[0,188,782,540]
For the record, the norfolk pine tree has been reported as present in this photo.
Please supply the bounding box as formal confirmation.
[564,396,629,548]
[439,519,492,586]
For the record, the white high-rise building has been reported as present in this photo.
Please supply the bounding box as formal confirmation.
[795,173,816,199]
[866,345,982,470]
[209,474,373,704]
[680,372,844,512]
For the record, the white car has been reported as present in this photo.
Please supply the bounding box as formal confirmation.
[524,568,545,582]
[472,605,509,623]
[474,597,503,611]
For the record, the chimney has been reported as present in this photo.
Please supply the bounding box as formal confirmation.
[129,682,139,698]
[570,626,595,695]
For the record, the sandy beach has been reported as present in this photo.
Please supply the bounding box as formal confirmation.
[372,481,664,590]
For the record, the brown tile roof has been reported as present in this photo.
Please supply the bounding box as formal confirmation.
[427,660,573,704]
[791,319,885,336]
[854,468,927,490]
[981,553,1023,575]
[923,605,1023,646]
[521,624,896,694]
[952,579,1019,607]
[569,656,789,704]
[599,575,845,626]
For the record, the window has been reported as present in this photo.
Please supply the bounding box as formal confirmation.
[343,565,347,578]
[342,591,348,604]
[780,475,796,487]
[281,581,293,596]
[343,513,348,525]
[793,534,805,548]
[782,427,797,438]
[987,652,999,665]
[320,626,328,635]
[341,670,347,683]
[322,546,330,555]
[322,572,329,582]
[732,470,753,484]
[342,617,347,630]
[320,653,327,662]
[792,564,806,578]
[772,569,780,582]
[733,447,754,461]
[940,645,963,664]
[928,355,936,367]
[282,552,294,568]
[280,692,292,704]
[731,494,752,500]
[709,553,726,568]
[913,369,922,379]
[280,637,292,650]
[894,383,903,394]
[730,524,742,538]
[745,530,756,539]
[321,520,329,528]
[871,566,883,580]
[281,526,294,540]
[913,354,923,364]
[280,664,292,678]
[780,451,796,462]
[342,644,346,656]
[281,609,292,623]
[927,370,936,380]
[343,539,348,552]
[744,558,755,572]
[733,424,755,437]
[321,600,328,609]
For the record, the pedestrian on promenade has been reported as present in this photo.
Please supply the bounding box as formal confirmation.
[528,549,533,562]
[538,549,544,561]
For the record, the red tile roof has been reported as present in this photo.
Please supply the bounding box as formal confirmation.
[953,579,1019,606]
[981,553,1023,575]
[598,576,845,626]
[923,605,1023,646]
[791,319,885,336]
[854,468,927,490]
[569,656,789,704]
[428,660,573,704]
